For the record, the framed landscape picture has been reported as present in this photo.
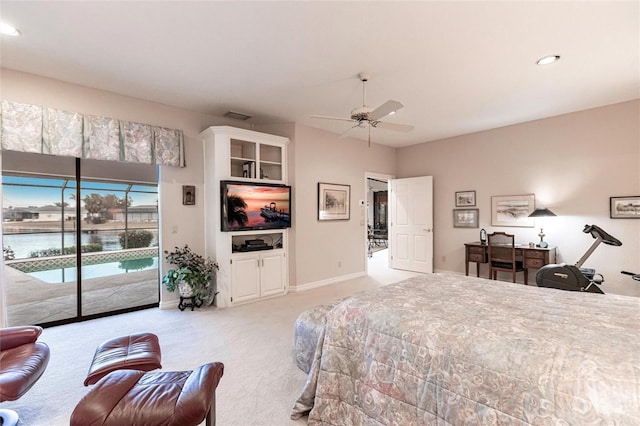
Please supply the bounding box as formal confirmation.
[455,190,476,207]
[491,194,535,227]
[318,182,350,221]
[610,196,640,219]
[453,208,479,228]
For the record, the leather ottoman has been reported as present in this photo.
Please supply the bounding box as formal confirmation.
[71,362,224,426]
[84,332,162,386]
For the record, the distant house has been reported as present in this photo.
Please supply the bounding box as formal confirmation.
[33,205,65,222]
[2,206,84,222]
[2,207,39,222]
[110,205,158,222]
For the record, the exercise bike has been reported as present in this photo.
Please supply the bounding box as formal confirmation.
[536,224,622,294]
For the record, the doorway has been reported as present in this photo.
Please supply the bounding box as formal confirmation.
[365,174,392,272]
[365,173,434,276]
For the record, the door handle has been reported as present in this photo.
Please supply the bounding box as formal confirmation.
[424,228,432,232]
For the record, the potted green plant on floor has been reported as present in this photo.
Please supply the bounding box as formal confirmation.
[162,245,219,310]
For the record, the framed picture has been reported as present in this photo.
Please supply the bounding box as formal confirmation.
[453,208,479,228]
[455,190,476,207]
[610,196,640,218]
[491,194,535,227]
[318,182,350,221]
[182,185,195,205]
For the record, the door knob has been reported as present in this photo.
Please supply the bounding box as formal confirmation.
[424,228,432,232]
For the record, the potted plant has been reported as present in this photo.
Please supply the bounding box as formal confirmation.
[162,245,219,309]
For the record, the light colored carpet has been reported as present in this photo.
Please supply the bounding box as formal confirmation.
[2,250,418,425]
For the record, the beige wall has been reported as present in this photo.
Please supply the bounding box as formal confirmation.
[397,100,640,296]
[258,123,397,289]
[0,68,250,307]
[0,69,397,303]
[1,68,638,304]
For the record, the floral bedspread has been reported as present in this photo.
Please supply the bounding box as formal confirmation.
[291,273,640,425]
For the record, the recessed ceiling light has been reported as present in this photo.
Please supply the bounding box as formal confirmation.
[536,55,560,65]
[0,22,22,37]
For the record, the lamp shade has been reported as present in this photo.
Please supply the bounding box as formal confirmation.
[528,208,557,218]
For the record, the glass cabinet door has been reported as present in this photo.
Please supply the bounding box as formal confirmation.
[230,139,257,179]
[229,138,282,181]
[257,144,282,181]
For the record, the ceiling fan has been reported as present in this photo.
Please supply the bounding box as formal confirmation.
[311,72,414,146]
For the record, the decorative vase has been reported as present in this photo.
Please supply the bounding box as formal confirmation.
[178,281,193,298]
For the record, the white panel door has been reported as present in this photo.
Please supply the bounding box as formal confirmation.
[231,256,260,303]
[390,176,433,273]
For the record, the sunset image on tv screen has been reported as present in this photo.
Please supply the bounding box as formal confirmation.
[225,184,290,230]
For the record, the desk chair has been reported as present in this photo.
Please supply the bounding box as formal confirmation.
[488,232,528,284]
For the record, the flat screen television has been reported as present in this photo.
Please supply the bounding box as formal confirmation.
[221,180,292,231]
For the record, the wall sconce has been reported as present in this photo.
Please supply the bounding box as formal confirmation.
[528,207,556,248]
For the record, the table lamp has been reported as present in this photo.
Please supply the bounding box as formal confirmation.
[528,208,556,248]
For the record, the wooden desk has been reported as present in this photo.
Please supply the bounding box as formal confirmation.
[464,241,556,279]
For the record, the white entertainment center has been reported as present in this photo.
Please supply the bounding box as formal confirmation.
[201,126,290,307]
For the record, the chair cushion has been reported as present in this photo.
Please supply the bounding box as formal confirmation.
[71,362,224,426]
[84,332,161,386]
[0,341,50,401]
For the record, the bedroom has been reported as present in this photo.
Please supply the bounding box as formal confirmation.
[0,1,638,425]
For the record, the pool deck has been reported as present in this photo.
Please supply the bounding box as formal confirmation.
[4,265,159,325]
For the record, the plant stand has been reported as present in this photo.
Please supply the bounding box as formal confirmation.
[177,281,202,311]
[178,295,202,311]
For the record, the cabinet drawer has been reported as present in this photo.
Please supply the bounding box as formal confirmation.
[467,246,485,254]
[468,253,485,263]
[525,258,545,268]
[526,250,546,259]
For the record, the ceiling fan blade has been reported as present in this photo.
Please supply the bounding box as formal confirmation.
[368,100,404,121]
[375,121,414,132]
[310,114,356,123]
[337,122,362,139]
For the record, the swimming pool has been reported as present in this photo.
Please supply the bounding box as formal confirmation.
[26,257,158,284]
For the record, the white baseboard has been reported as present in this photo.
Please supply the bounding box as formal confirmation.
[434,268,464,275]
[289,271,366,293]
[159,299,180,310]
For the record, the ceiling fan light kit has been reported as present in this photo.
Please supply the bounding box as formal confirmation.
[311,72,414,147]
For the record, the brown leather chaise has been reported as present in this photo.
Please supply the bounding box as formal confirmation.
[0,326,50,426]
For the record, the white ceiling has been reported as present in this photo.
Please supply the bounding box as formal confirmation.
[1,1,638,148]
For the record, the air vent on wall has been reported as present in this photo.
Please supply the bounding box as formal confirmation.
[224,111,252,121]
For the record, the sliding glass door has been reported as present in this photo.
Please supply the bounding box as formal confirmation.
[79,180,159,317]
[2,152,159,326]
[2,174,79,325]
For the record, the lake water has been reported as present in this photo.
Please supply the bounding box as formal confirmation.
[3,231,158,259]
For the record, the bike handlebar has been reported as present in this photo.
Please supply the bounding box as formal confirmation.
[583,224,622,246]
[621,271,640,281]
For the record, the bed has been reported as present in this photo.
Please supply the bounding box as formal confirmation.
[291,273,640,424]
